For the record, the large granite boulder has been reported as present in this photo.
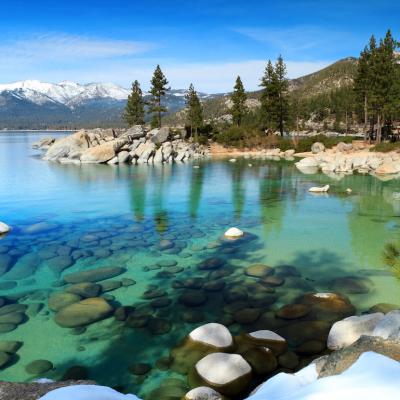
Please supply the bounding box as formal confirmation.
[195,353,252,396]
[375,161,400,175]
[80,139,128,163]
[336,142,353,152]
[32,137,55,150]
[54,297,113,327]
[44,131,89,161]
[189,323,233,349]
[184,387,224,400]
[372,310,400,339]
[327,313,384,350]
[124,125,145,140]
[150,127,170,144]
[244,330,287,355]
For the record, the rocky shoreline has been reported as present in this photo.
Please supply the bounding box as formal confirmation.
[33,126,209,165]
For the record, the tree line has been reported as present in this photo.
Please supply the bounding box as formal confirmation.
[124,29,399,144]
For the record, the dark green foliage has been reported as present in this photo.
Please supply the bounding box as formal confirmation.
[148,65,169,128]
[123,80,145,126]
[185,83,204,138]
[230,76,248,126]
[370,141,400,152]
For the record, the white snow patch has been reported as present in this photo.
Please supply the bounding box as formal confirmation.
[247,352,400,400]
[39,385,140,400]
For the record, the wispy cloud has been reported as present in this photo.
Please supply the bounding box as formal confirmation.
[234,26,357,57]
[0,33,153,64]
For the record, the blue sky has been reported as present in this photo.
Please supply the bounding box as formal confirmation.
[0,0,399,92]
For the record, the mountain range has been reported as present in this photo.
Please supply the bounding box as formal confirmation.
[0,58,357,129]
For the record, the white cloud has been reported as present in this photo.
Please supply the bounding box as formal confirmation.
[0,33,153,64]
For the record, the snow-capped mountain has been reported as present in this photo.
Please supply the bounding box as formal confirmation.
[0,79,218,129]
[0,80,130,108]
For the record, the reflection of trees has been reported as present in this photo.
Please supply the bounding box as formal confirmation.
[230,164,245,219]
[150,165,172,234]
[346,174,400,267]
[128,167,147,222]
[188,167,205,219]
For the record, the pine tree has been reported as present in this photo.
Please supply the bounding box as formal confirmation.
[230,76,248,126]
[123,80,145,126]
[185,83,203,139]
[354,40,374,137]
[259,60,276,131]
[148,65,169,128]
[370,30,397,143]
[273,56,289,136]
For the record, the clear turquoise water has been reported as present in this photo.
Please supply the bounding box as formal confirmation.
[0,131,400,397]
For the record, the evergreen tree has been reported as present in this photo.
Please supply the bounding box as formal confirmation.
[230,76,248,126]
[185,83,203,139]
[259,60,276,131]
[370,30,397,143]
[123,80,145,126]
[148,65,169,128]
[274,55,290,136]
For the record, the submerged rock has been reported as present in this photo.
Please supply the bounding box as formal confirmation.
[189,323,233,349]
[63,267,126,284]
[25,359,53,375]
[48,292,81,311]
[223,227,243,239]
[184,386,224,400]
[54,297,113,328]
[195,353,252,396]
[244,330,288,355]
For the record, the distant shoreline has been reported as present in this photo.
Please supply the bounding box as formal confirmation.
[0,129,77,132]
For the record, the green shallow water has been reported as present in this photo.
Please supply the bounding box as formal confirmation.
[0,131,400,397]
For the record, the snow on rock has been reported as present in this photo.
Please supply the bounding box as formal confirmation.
[247,351,400,400]
[189,323,233,349]
[327,313,384,350]
[39,385,140,400]
[0,222,11,234]
[185,386,224,399]
[372,310,400,339]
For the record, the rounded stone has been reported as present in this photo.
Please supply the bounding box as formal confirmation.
[61,365,88,380]
[296,340,326,355]
[121,278,136,287]
[204,280,226,292]
[189,323,233,349]
[0,341,23,354]
[0,351,11,369]
[54,297,113,328]
[25,359,53,375]
[0,222,11,235]
[224,227,244,239]
[179,290,208,307]
[262,275,285,287]
[245,264,273,278]
[198,258,225,270]
[142,289,166,300]
[276,304,311,320]
[369,303,400,314]
[181,309,205,323]
[242,347,278,375]
[63,267,126,284]
[129,363,151,375]
[48,292,81,311]
[195,353,252,396]
[185,387,224,400]
[150,297,172,308]
[148,318,172,335]
[157,260,178,268]
[234,308,261,324]
[67,282,101,298]
[331,277,370,294]
[245,330,288,355]
[278,351,299,369]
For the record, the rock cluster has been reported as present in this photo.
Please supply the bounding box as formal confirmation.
[296,143,400,177]
[36,126,209,165]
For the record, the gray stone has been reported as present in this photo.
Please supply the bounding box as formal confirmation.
[311,142,325,154]
[44,131,89,161]
[151,127,170,144]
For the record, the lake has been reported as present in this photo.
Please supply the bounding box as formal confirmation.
[0,131,399,398]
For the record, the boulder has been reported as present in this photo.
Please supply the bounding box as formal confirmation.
[124,125,145,139]
[63,267,126,283]
[54,297,113,327]
[0,222,11,235]
[327,313,384,350]
[311,142,325,154]
[117,151,130,164]
[25,359,53,375]
[0,254,14,276]
[153,147,163,163]
[67,283,101,298]
[151,127,170,144]
[32,137,55,149]
[336,142,353,152]
[224,227,243,239]
[308,184,329,193]
[138,142,156,163]
[48,292,81,311]
[80,139,128,163]
[245,264,273,278]
[375,161,400,175]
[189,323,233,349]
[295,157,319,168]
[195,353,252,396]
[185,387,224,400]
[244,330,287,355]
[44,131,89,161]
